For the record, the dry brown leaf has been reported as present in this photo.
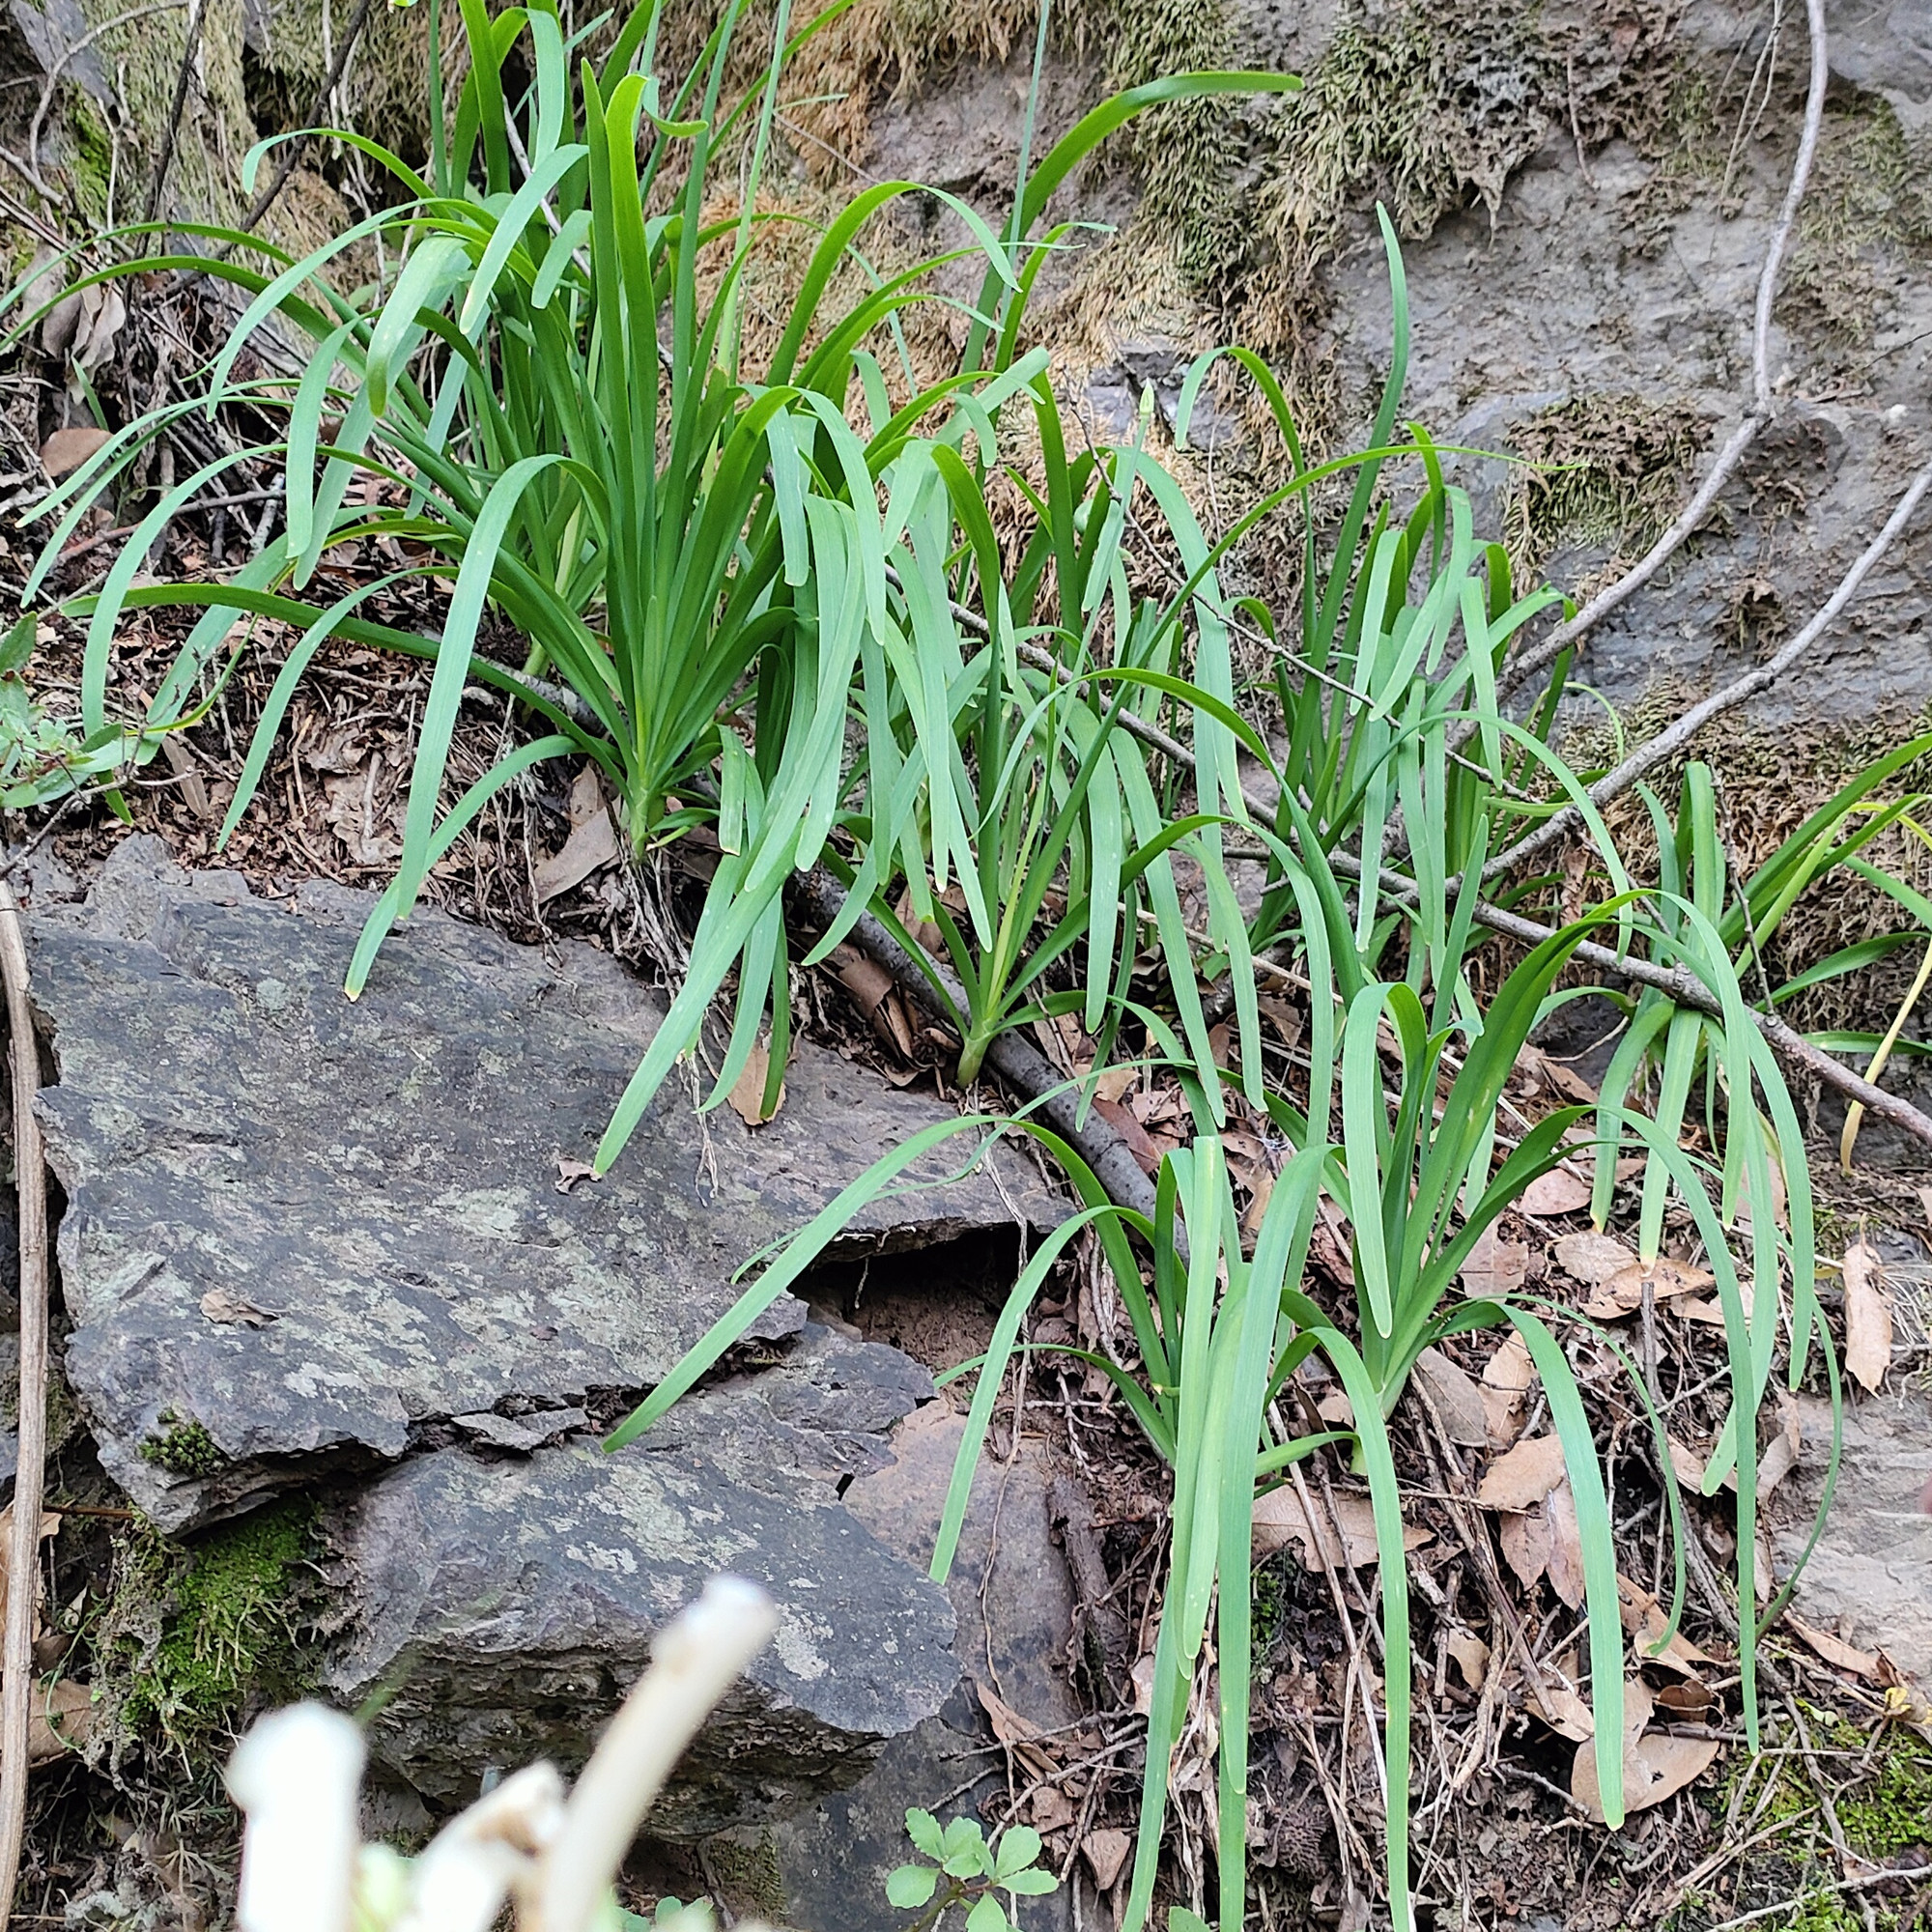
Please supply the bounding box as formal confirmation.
[554,1155,597,1194]
[1520,1043,1601,1104]
[1918,1185,1932,1239]
[1460,1226,1529,1298]
[39,424,111,481]
[1525,1670,1595,1742]
[1522,1165,1593,1217]
[1083,1829,1131,1892]
[160,735,213,821]
[1483,1331,1536,1393]
[28,1678,93,1766]
[0,1508,61,1634]
[1670,1295,1726,1326]
[1481,1385,1528,1451]
[1755,1426,1800,1501]
[1477,1431,1568,1511]
[1552,1231,1637,1288]
[1093,1095,1163,1178]
[1316,1390,1354,1430]
[199,1288,271,1327]
[1585,1256,1716,1321]
[1843,1241,1892,1393]
[1569,1677,1654,1819]
[725,1043,784,1127]
[1499,1507,1550,1593]
[1617,1575,1715,1674]
[1091,1065,1137,1104]
[833,947,918,1059]
[1667,1435,1708,1491]
[1445,1630,1492,1692]
[533,808,619,903]
[1252,1487,1432,1571]
[1129,1653,1157,1718]
[1654,1680,1717,1722]
[1546,1481,1586,1610]
[976,1683,1058,1779]
[1575,1724,1721,1823]
[1030,1786,1077,1832]
[1784,1612,1881,1681]
[1412,1347,1488,1448]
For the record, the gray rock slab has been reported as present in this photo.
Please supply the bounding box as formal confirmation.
[1782,1388,1932,1691]
[752,1400,1089,1932]
[321,1340,958,1829]
[30,838,1055,1531]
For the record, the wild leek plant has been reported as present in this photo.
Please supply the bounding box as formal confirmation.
[603,888,1752,1932]
[9,0,1294,1168]
[818,383,1269,1118]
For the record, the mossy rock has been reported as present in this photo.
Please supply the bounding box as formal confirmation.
[98,1497,323,1774]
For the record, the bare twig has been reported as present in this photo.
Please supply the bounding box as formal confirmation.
[1106,621,1932,1147]
[143,0,207,225]
[1700,1863,1932,1932]
[1485,0,1831,717]
[1482,463,1932,883]
[0,879,50,1923]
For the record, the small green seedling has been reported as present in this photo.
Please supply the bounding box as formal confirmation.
[886,1809,1058,1932]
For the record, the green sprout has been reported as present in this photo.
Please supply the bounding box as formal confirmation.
[886,1810,1058,1932]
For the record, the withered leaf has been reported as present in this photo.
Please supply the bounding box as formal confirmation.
[1477,1431,1568,1511]
[1460,1225,1529,1299]
[1252,1487,1431,1572]
[1842,1241,1892,1394]
[39,424,111,481]
[1412,1346,1488,1448]
[1083,1829,1131,1893]
[1545,1480,1586,1610]
[724,1041,784,1127]
[1784,1612,1880,1681]
[1521,1165,1593,1217]
[1499,1506,1550,1593]
[1552,1231,1637,1288]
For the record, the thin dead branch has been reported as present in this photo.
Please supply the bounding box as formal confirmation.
[1486,0,1831,715]
[796,867,1160,1223]
[1483,462,1932,883]
[0,879,49,1923]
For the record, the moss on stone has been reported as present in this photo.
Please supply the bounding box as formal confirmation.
[138,1407,225,1479]
[1783,97,1932,350]
[1501,391,1709,582]
[112,1498,321,1763]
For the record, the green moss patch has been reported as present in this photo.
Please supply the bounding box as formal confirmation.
[104,1498,322,1770]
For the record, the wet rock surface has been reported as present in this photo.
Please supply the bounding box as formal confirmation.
[30,838,1051,1532]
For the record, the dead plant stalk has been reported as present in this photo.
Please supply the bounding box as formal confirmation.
[1482,0,1831,716]
[0,878,49,1925]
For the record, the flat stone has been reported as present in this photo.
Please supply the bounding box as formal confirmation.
[1782,1387,1932,1691]
[321,1332,958,1828]
[31,838,1054,1531]
[753,1401,1088,1932]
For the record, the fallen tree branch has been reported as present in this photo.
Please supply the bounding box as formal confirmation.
[796,869,1160,1224]
[1481,461,1932,883]
[1312,843,1932,1152]
[0,880,50,1924]
[1482,0,1830,718]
